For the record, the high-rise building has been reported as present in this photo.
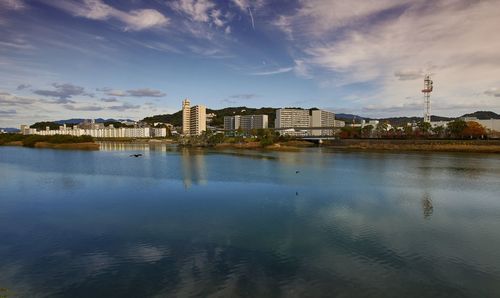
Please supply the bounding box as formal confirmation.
[275,108,335,136]
[182,99,191,135]
[224,115,241,130]
[182,99,206,136]
[311,110,335,136]
[275,109,311,129]
[224,115,268,131]
[190,105,206,136]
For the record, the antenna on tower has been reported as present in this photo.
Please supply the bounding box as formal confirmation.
[421,74,433,123]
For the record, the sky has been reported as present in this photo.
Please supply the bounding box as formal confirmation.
[1,0,500,127]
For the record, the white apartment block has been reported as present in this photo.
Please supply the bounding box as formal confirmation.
[224,115,268,130]
[275,109,311,129]
[182,99,206,136]
[275,108,335,136]
[311,110,335,136]
[20,124,167,139]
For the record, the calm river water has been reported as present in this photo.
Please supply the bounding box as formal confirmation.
[1,144,500,297]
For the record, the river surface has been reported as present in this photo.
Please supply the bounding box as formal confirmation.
[1,144,500,297]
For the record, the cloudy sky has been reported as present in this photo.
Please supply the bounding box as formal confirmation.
[1,0,499,127]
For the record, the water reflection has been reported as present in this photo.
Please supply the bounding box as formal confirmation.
[180,148,207,188]
[98,141,175,152]
[1,147,500,297]
[422,194,434,218]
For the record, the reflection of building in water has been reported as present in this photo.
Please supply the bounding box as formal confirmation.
[422,194,434,218]
[180,148,207,188]
[98,142,174,152]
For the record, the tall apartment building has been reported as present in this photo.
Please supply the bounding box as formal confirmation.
[182,99,206,136]
[182,99,191,135]
[275,109,311,129]
[224,115,240,130]
[275,108,335,136]
[223,115,268,130]
[311,109,335,136]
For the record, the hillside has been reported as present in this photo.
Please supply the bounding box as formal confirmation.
[143,107,277,127]
[460,111,500,119]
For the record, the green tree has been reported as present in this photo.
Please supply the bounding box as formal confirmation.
[361,125,374,138]
[447,119,467,138]
[418,121,432,135]
[432,125,445,138]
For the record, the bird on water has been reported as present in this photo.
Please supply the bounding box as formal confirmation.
[130,154,142,157]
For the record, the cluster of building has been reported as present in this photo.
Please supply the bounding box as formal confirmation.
[20,120,168,138]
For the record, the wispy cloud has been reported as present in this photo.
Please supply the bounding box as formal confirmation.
[100,97,118,102]
[33,83,90,100]
[16,84,31,90]
[228,93,257,99]
[0,109,17,116]
[484,88,500,97]
[0,0,26,11]
[126,88,166,97]
[63,104,104,111]
[45,0,169,31]
[97,88,166,98]
[250,67,293,76]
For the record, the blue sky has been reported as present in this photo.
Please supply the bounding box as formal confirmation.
[1,0,499,126]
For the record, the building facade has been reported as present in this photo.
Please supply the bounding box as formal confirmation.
[182,99,206,136]
[275,108,335,136]
[20,121,168,138]
[224,114,268,131]
[310,110,335,136]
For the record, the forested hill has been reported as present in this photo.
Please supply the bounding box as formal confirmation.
[142,107,277,127]
[460,111,500,119]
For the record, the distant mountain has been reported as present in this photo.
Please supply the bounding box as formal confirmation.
[54,118,134,125]
[143,107,277,127]
[460,111,500,119]
[0,127,20,133]
[30,118,135,130]
[335,113,370,123]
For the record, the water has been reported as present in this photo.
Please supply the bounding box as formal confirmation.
[1,144,500,297]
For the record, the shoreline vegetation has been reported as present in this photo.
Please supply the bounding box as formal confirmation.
[0,134,99,150]
[2,133,500,153]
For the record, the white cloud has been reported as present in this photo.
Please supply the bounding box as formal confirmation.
[170,0,215,22]
[231,0,264,11]
[250,67,293,76]
[0,0,26,10]
[273,0,500,116]
[47,0,169,31]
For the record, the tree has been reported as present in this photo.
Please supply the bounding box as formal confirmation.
[432,125,445,138]
[375,122,389,138]
[462,121,486,139]
[447,119,467,138]
[361,125,374,138]
[418,121,432,135]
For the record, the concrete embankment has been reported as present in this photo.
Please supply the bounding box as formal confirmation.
[324,139,500,153]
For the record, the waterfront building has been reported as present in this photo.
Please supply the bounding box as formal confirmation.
[182,99,206,136]
[182,99,191,135]
[275,108,335,136]
[224,115,240,130]
[275,108,311,130]
[224,114,268,131]
[311,110,335,136]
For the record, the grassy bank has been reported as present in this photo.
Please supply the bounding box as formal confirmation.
[214,140,313,151]
[325,139,500,153]
[0,134,99,150]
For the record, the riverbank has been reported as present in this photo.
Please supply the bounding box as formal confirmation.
[0,134,99,150]
[324,139,500,153]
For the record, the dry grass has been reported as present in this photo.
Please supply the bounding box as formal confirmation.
[338,142,500,153]
[34,142,100,150]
